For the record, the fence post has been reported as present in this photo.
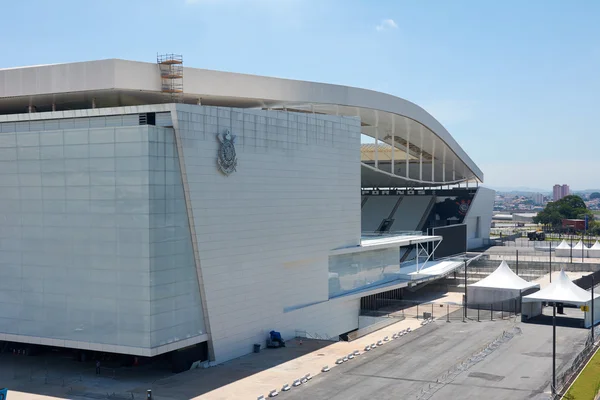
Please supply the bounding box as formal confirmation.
[447,303,450,322]
[432,303,434,319]
[501,301,504,319]
[417,303,419,320]
[490,304,493,321]
[478,304,480,322]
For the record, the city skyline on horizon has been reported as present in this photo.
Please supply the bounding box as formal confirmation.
[489,184,600,194]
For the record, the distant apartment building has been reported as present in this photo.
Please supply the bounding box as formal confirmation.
[553,184,570,201]
[533,193,544,205]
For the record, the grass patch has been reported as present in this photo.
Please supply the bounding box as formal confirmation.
[565,347,600,399]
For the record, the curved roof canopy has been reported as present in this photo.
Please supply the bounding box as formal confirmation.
[0,59,483,187]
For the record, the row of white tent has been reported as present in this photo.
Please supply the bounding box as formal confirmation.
[555,240,600,258]
[468,260,600,328]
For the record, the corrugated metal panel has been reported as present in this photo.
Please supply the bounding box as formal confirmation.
[122,114,139,126]
[105,115,122,127]
[89,117,105,128]
[155,112,172,127]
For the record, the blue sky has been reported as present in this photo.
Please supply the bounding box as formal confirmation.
[2,0,599,190]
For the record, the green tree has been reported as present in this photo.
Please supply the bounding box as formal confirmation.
[590,192,600,200]
[533,195,593,228]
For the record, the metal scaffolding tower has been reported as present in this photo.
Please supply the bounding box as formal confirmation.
[157,53,184,102]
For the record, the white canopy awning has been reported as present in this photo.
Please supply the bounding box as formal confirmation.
[556,240,571,249]
[572,240,588,250]
[591,241,600,250]
[470,260,539,290]
[522,269,600,306]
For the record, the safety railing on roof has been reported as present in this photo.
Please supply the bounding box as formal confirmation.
[361,231,423,238]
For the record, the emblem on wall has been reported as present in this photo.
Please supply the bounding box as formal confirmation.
[216,129,238,176]
[456,199,471,216]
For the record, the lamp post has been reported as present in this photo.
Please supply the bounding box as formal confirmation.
[549,240,552,282]
[464,260,468,319]
[593,275,596,344]
[516,250,519,276]
[570,234,574,264]
[552,301,556,395]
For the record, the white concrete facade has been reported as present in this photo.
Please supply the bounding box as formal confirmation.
[0,105,206,356]
[464,187,495,250]
[171,105,362,361]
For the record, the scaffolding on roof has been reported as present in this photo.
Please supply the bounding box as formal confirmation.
[157,53,184,102]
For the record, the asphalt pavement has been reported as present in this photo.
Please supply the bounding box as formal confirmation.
[282,311,588,400]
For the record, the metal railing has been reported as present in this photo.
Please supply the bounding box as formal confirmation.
[362,298,521,323]
[361,230,423,238]
[552,325,600,398]
[294,330,339,342]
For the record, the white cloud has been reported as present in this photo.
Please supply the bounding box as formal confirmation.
[376,19,398,32]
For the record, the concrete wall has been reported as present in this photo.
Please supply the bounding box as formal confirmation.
[0,108,205,356]
[173,105,362,362]
[465,187,495,249]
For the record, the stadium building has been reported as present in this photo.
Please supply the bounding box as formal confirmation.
[0,57,494,367]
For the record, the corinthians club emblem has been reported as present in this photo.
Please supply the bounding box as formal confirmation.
[216,129,238,175]
[456,199,471,216]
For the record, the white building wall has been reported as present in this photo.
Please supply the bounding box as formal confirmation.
[173,105,361,362]
[0,109,206,356]
[464,187,495,250]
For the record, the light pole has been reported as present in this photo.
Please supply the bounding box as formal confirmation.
[552,301,556,395]
[549,240,552,283]
[464,260,468,320]
[593,275,596,344]
[584,215,588,263]
[570,233,574,264]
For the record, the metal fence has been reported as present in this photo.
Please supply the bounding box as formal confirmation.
[498,233,600,247]
[362,298,520,323]
[552,325,600,399]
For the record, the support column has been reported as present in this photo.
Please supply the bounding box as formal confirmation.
[92,97,96,109]
[374,111,379,169]
[419,132,423,181]
[442,147,446,182]
[431,140,436,182]
[391,115,395,174]
[406,130,410,179]
[453,159,456,181]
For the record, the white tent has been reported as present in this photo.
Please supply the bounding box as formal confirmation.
[572,240,588,258]
[467,260,540,309]
[522,269,600,328]
[554,240,571,257]
[588,241,600,258]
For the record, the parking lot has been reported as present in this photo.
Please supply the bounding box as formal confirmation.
[282,310,589,400]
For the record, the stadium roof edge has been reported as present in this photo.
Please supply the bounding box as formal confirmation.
[0,59,483,182]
